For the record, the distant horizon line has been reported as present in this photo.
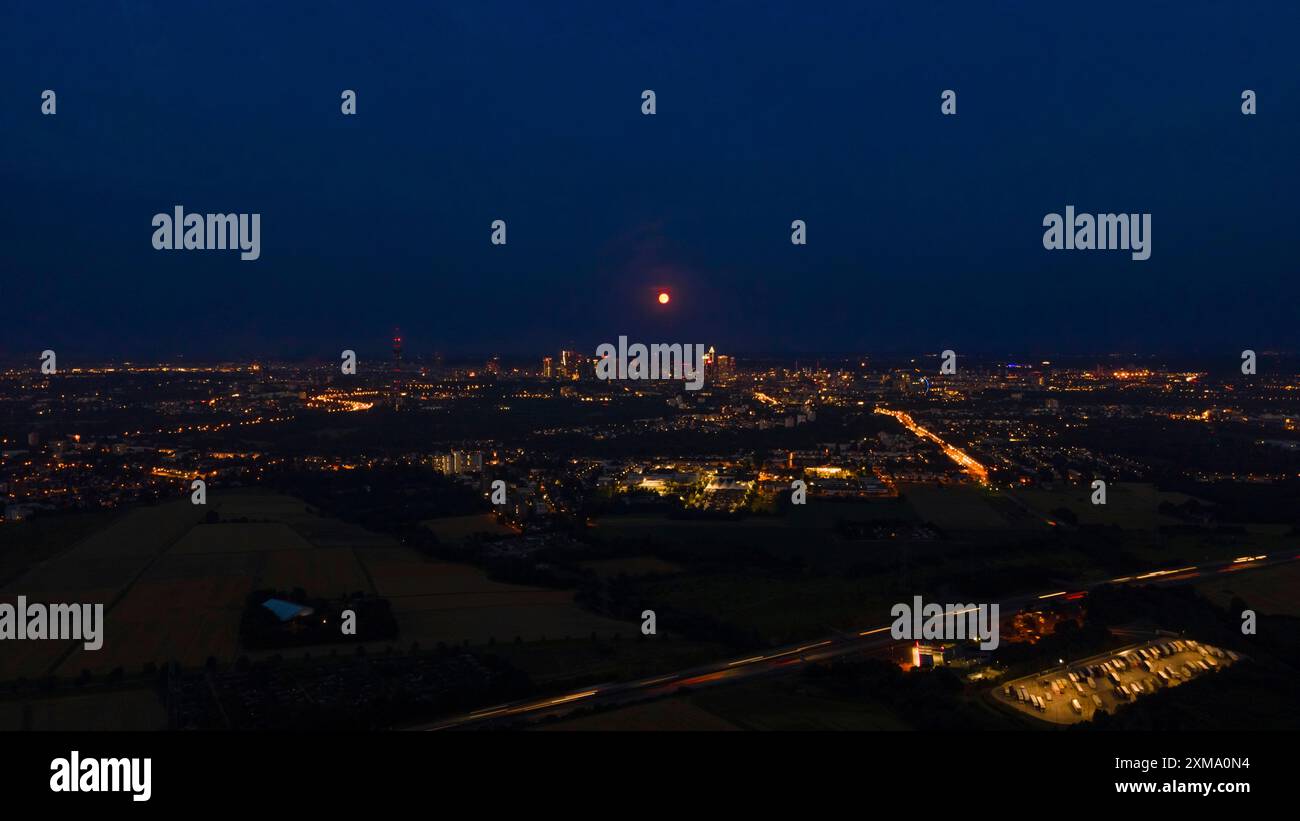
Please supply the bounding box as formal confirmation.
[2,349,1296,368]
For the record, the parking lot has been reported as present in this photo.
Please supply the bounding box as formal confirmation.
[994,638,1240,724]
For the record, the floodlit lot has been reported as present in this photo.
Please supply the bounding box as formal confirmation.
[995,639,1240,724]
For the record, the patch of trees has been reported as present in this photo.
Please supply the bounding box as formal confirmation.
[269,464,486,531]
[1084,585,1237,647]
[992,619,1114,677]
[803,658,1004,730]
[1159,479,1300,526]
[1050,506,1079,526]
[577,575,764,650]
[1067,525,1146,576]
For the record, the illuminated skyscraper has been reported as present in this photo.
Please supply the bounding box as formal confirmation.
[391,328,405,407]
[716,354,736,378]
[558,349,579,380]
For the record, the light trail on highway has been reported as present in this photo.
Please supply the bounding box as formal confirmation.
[414,551,1294,731]
[874,407,989,483]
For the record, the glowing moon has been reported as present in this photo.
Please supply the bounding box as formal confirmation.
[657,291,670,305]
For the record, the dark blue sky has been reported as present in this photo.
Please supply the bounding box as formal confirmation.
[2,1,1297,360]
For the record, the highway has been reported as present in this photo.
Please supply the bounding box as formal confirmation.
[874,407,989,483]
[413,551,1298,730]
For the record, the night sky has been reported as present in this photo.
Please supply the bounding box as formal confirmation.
[2,1,1297,360]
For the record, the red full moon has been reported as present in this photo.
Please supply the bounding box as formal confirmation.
[657,291,670,305]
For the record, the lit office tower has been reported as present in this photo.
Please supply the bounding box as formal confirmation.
[391,328,405,407]
[571,352,590,381]
[559,349,578,380]
[716,354,736,378]
[486,355,500,376]
[542,356,554,378]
